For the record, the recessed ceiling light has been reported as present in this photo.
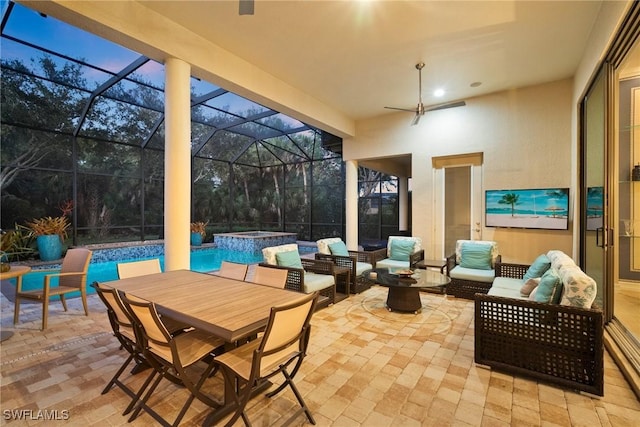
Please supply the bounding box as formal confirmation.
[433,88,445,97]
[470,81,482,87]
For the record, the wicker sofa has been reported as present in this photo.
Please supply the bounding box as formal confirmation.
[474,250,604,396]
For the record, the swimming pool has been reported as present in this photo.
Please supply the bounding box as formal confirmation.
[18,247,264,295]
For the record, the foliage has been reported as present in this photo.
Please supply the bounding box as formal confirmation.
[1,52,356,244]
[190,221,208,237]
[0,225,36,261]
[25,216,70,240]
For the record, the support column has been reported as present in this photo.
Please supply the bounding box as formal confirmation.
[345,160,358,250]
[399,176,409,232]
[164,57,191,271]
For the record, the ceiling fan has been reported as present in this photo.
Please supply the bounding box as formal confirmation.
[385,62,466,125]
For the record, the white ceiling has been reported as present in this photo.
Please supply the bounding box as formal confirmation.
[139,0,603,122]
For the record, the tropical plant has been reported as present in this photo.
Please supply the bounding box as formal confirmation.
[190,221,208,237]
[25,216,70,240]
[24,199,73,243]
[0,226,36,262]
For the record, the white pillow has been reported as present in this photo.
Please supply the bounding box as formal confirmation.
[262,243,299,265]
[316,238,342,255]
[558,266,597,308]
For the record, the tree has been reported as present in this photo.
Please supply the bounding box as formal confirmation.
[498,193,520,217]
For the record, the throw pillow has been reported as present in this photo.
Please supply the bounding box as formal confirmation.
[276,250,303,269]
[389,239,415,261]
[459,243,492,270]
[559,267,597,308]
[533,268,563,304]
[520,277,541,297]
[328,241,349,256]
[523,254,552,281]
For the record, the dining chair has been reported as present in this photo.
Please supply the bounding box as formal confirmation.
[92,282,157,416]
[251,265,288,288]
[121,293,225,427]
[217,260,248,281]
[215,291,319,427]
[117,258,162,279]
[14,248,92,330]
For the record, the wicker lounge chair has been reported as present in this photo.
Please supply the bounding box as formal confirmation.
[314,237,375,294]
[261,244,337,308]
[370,236,425,271]
[444,240,500,299]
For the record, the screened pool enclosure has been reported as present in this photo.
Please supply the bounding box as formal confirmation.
[0,1,399,247]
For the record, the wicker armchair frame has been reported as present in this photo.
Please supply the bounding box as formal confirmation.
[258,259,336,309]
[475,261,604,396]
[315,250,376,294]
[444,253,501,299]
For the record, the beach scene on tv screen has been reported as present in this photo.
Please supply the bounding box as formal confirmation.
[486,188,569,230]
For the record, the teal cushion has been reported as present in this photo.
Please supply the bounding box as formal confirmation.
[328,241,349,256]
[523,254,551,281]
[459,243,492,270]
[533,268,563,304]
[276,250,303,269]
[389,239,414,261]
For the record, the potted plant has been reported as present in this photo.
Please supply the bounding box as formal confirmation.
[190,221,208,246]
[25,202,72,261]
[0,226,36,270]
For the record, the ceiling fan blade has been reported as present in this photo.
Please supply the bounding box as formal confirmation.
[425,100,466,112]
[239,0,254,15]
[384,106,418,113]
[411,114,421,126]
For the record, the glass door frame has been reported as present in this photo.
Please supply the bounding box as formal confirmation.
[579,2,640,395]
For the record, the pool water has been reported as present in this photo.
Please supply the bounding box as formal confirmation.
[19,248,264,295]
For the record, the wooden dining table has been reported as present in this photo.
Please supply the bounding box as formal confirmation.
[101,269,310,424]
[101,269,308,343]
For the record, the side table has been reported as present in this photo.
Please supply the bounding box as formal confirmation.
[0,265,32,342]
[333,266,351,299]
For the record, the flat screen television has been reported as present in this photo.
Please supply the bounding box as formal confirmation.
[485,188,569,230]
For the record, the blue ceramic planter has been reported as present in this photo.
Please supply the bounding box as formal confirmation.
[37,234,63,261]
[190,232,203,246]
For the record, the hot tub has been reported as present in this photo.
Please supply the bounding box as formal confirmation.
[213,231,297,253]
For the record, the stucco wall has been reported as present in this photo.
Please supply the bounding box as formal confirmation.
[344,79,574,263]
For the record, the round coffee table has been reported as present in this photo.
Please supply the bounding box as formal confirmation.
[363,268,450,313]
[0,265,32,342]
